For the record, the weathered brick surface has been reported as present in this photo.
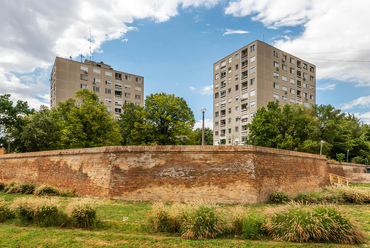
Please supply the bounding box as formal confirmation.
[327,162,366,178]
[346,173,370,183]
[0,145,329,204]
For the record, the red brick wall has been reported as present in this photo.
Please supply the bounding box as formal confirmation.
[0,146,329,204]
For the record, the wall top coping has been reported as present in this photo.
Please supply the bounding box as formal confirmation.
[328,162,366,168]
[0,145,327,160]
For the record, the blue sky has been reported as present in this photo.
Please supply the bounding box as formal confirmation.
[1,0,370,128]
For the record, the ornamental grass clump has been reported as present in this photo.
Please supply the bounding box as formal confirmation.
[269,191,290,204]
[34,185,59,196]
[65,198,98,228]
[0,198,15,222]
[265,202,365,244]
[340,187,370,204]
[5,182,35,194]
[10,197,63,227]
[147,202,181,233]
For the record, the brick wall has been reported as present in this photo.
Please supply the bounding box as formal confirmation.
[0,145,329,204]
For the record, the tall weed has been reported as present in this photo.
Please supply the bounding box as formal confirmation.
[65,198,98,228]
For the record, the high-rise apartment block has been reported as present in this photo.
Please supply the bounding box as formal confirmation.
[213,40,316,145]
[50,57,144,117]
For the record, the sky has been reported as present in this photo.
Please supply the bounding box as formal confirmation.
[1,0,370,129]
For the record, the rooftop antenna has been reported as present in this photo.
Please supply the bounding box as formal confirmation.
[80,54,84,63]
[69,56,72,60]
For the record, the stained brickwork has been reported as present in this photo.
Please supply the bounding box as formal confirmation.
[0,146,329,204]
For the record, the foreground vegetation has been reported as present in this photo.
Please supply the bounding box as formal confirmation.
[1,184,370,247]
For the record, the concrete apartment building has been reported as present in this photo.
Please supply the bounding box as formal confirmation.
[213,40,316,145]
[50,57,144,117]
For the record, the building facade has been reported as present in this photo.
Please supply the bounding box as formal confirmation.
[213,40,316,145]
[50,57,144,117]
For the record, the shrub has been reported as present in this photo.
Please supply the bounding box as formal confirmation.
[179,202,226,240]
[65,198,97,228]
[0,199,15,222]
[0,182,5,191]
[336,153,345,162]
[242,213,266,239]
[269,191,290,204]
[11,197,62,227]
[147,202,181,233]
[265,203,365,244]
[60,189,76,197]
[34,185,59,196]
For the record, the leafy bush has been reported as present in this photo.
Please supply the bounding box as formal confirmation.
[34,185,59,196]
[0,202,15,222]
[0,182,5,191]
[242,213,266,239]
[10,197,63,227]
[265,203,365,244]
[65,198,98,228]
[269,191,290,204]
[336,153,345,162]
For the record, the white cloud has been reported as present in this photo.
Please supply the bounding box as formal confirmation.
[194,118,213,129]
[189,85,213,95]
[223,28,249,36]
[341,95,370,110]
[354,112,370,125]
[317,83,336,91]
[224,0,370,85]
[121,39,129,42]
[189,86,196,91]
[283,30,291,33]
[0,0,220,108]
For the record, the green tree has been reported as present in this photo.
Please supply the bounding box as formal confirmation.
[193,127,213,145]
[52,89,122,149]
[117,103,144,145]
[12,106,61,152]
[120,93,195,145]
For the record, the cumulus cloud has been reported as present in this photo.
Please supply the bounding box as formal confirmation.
[224,0,370,85]
[194,118,213,129]
[341,95,370,110]
[190,85,213,95]
[317,83,336,91]
[223,28,249,36]
[0,0,220,107]
[354,112,370,124]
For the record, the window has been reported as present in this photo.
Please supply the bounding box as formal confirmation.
[125,75,131,81]
[250,101,255,108]
[115,108,122,114]
[290,58,295,64]
[125,84,131,89]
[80,65,88,72]
[227,108,231,114]
[290,78,295,84]
[228,57,232,63]
[135,86,142,91]
[107,106,112,112]
[303,92,308,98]
[215,111,219,117]
[215,102,219,108]
[105,71,112,77]
[80,74,88,80]
[282,96,287,102]
[105,88,112,94]
[80,84,88,89]
[303,63,307,70]
[310,76,315,82]
[235,74,239,80]
[274,51,279,57]
[241,92,248,100]
[125,92,131,98]
[221,70,226,78]
[235,95,239,101]
[228,97,232,103]
[105,80,112,85]
[273,93,279,101]
[250,89,255,97]
[215,92,219,98]
[250,78,255,85]
[215,73,219,79]
[310,66,314,72]
[303,73,308,80]
[228,67,232,74]
[290,88,295,94]
[135,94,141,99]
[136,77,142,83]
[235,53,239,60]
[235,105,239,111]
[221,90,226,97]
[235,117,239,122]
[290,67,295,74]
[249,66,255,74]
[290,98,295,104]
[282,64,287,71]
[228,118,231,124]
[124,100,131,104]
[235,126,239,132]
[235,85,239,91]
[93,68,100,74]
[215,121,219,126]
[93,77,101,83]
[215,131,219,136]
[250,44,255,52]
[303,83,307,88]
[105,97,112,103]
[273,72,279,79]
[274,61,279,68]
[310,94,315,100]
[282,85,288,92]
[282,75,287,82]
[93,86,100,92]
[228,88,231,94]
[303,102,308,107]
[310,86,314,91]
[251,112,255,119]
[250,55,255,63]
[221,60,226,68]
[235,64,239,70]
[282,54,287,62]
[273,82,279,89]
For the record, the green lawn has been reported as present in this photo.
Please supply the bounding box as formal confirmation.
[1,189,370,247]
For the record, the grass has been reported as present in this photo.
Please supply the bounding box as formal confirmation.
[1,190,370,247]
